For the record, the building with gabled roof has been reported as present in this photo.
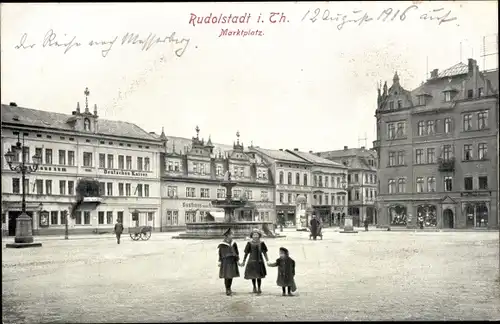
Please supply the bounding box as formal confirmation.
[160,128,275,229]
[286,149,348,225]
[373,58,498,229]
[316,146,378,226]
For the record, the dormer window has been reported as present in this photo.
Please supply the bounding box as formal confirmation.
[478,88,484,98]
[84,118,91,131]
[444,91,452,102]
[443,86,457,102]
[418,95,426,106]
[389,101,394,110]
[397,100,402,109]
[467,89,473,99]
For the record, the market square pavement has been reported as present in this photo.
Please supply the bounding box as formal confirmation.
[2,228,500,322]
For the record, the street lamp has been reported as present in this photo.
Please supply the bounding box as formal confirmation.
[63,209,69,240]
[5,133,43,248]
[340,173,357,234]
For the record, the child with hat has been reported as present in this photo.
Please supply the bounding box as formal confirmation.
[239,228,269,294]
[218,228,240,296]
[267,247,297,296]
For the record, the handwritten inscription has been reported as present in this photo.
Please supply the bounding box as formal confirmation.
[301,5,458,30]
[15,29,190,58]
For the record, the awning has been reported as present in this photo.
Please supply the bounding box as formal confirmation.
[207,211,225,222]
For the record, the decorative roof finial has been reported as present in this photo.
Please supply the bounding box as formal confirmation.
[172,142,176,153]
[76,102,81,113]
[84,87,90,113]
[195,125,200,139]
[93,103,98,116]
[393,71,399,84]
[236,130,240,145]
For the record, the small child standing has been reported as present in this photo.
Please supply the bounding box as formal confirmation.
[267,247,297,296]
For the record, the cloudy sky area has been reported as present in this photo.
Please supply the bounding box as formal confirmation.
[1,1,498,151]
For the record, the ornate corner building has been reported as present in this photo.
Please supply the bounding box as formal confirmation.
[158,128,276,231]
[373,59,499,229]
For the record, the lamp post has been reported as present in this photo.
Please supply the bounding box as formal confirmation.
[63,209,69,240]
[5,133,43,248]
[340,173,357,234]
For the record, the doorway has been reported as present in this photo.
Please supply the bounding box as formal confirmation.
[443,209,454,229]
[8,211,34,236]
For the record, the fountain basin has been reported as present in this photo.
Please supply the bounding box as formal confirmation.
[173,221,286,239]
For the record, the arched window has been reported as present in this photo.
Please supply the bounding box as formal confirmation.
[295,173,300,185]
[279,171,284,184]
[287,172,292,185]
[389,205,407,226]
[84,118,91,131]
[303,174,308,186]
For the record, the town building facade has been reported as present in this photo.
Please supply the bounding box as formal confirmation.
[248,147,313,227]
[1,93,163,236]
[286,149,348,226]
[317,146,378,226]
[160,128,275,231]
[373,59,499,229]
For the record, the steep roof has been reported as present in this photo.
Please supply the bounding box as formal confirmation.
[287,150,346,168]
[164,135,233,156]
[317,148,378,159]
[437,62,468,78]
[1,104,158,141]
[251,147,310,163]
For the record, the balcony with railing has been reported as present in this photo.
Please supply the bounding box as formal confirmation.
[438,157,455,172]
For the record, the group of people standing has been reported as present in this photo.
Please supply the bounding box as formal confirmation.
[218,228,296,296]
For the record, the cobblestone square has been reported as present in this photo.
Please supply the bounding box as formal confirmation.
[2,230,500,322]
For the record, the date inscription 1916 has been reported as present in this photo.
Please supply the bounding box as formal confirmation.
[302,5,458,30]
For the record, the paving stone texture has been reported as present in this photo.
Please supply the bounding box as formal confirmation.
[2,229,500,322]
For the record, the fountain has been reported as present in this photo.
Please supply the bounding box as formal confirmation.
[174,171,285,239]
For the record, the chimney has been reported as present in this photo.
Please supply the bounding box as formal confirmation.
[468,58,477,75]
[361,146,365,150]
[279,149,283,151]
[9,102,17,107]
[309,150,313,153]
[294,148,299,151]
[343,146,348,150]
[430,69,439,78]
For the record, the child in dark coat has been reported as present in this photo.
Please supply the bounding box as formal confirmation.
[267,247,297,296]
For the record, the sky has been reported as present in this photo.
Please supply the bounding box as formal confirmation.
[1,1,498,152]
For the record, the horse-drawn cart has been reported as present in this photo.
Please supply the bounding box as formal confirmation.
[129,226,152,241]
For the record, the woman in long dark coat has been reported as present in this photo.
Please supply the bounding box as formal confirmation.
[310,214,321,240]
[240,228,269,294]
[218,228,240,296]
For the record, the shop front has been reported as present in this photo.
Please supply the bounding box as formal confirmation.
[163,199,224,227]
[462,201,490,228]
[331,206,345,226]
[276,204,296,227]
[312,205,331,227]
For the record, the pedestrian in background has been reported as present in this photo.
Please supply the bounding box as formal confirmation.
[114,219,124,244]
[218,228,240,296]
[364,217,369,231]
[267,247,297,296]
[240,228,268,294]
